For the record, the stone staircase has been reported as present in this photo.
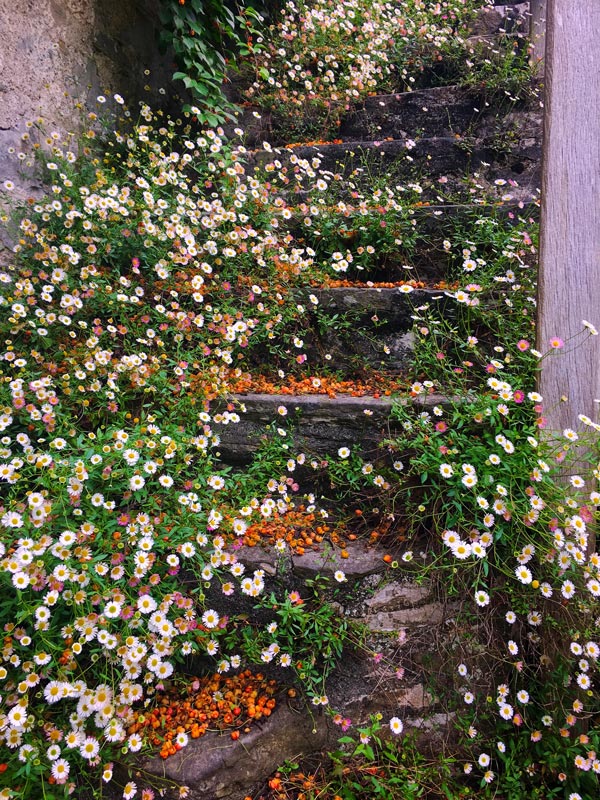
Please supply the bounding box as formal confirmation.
[144,3,542,797]
[217,25,541,460]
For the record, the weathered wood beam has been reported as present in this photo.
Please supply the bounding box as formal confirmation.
[537,1,600,433]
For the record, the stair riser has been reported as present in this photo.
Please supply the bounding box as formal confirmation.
[249,136,541,184]
[340,88,496,142]
[294,289,450,371]
[216,404,390,464]
[213,394,447,463]
[234,87,528,146]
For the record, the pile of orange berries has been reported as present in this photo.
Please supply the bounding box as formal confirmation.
[283,139,344,148]
[130,671,278,759]
[320,278,425,289]
[226,371,408,398]
[242,508,347,554]
[320,278,458,289]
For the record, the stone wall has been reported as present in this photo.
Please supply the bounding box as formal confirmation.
[0,0,174,195]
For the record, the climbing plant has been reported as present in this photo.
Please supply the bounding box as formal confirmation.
[158,0,264,124]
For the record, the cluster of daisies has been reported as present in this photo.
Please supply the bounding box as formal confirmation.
[245,0,484,134]
[0,90,464,797]
[391,343,600,792]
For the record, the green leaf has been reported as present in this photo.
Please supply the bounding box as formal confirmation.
[189,80,209,96]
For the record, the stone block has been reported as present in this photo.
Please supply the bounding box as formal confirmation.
[365,582,432,612]
[292,545,385,579]
[143,701,331,800]
[363,602,447,631]
[213,392,454,463]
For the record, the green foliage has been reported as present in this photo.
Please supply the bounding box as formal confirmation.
[158,0,264,124]
[241,575,350,698]
[0,91,437,798]
[278,716,460,799]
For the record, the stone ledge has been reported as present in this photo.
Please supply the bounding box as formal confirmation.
[311,287,447,316]
[142,701,330,800]
[231,542,387,580]
[213,392,456,462]
[292,545,385,579]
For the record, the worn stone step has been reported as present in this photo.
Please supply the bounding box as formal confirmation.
[296,287,449,371]
[213,392,447,463]
[142,701,331,800]
[309,286,446,318]
[265,173,540,206]
[140,547,453,800]
[250,128,540,180]
[247,138,541,206]
[286,200,538,284]
[337,85,517,143]
[249,136,463,174]
[233,80,532,147]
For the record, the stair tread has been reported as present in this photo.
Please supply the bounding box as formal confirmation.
[234,83,529,136]
[225,392,449,408]
[251,130,539,155]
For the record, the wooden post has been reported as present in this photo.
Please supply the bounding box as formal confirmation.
[537,0,600,434]
[529,0,547,73]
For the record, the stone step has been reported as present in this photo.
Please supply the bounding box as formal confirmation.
[233,80,533,147]
[338,86,497,143]
[247,134,541,203]
[295,287,449,372]
[265,175,540,207]
[309,286,446,318]
[295,199,539,229]
[142,700,332,800]
[285,200,539,284]
[140,540,452,800]
[213,392,448,463]
[249,126,541,179]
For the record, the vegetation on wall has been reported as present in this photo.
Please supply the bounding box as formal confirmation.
[157,0,264,124]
